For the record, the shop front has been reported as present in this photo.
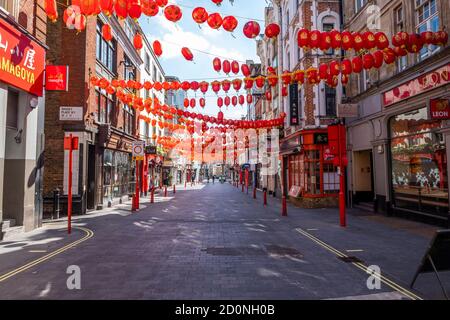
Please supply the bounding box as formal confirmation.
[281,129,340,208]
[0,15,46,232]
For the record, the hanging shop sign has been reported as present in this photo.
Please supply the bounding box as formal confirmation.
[45,65,69,91]
[60,106,83,121]
[145,145,157,155]
[314,133,329,144]
[0,18,46,96]
[430,98,450,120]
[337,104,358,118]
[289,83,299,126]
[383,64,450,107]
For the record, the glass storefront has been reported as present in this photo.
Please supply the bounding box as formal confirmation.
[103,149,135,203]
[390,107,448,218]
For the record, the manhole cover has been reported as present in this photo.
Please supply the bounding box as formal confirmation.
[338,256,364,264]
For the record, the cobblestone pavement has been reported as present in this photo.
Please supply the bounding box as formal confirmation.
[0,182,448,300]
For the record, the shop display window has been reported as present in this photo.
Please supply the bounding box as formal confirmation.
[103,149,134,203]
[390,107,448,217]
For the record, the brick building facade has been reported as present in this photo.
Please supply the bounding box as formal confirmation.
[44,10,143,215]
[265,0,341,207]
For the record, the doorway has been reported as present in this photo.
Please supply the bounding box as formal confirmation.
[352,150,375,204]
[87,144,96,210]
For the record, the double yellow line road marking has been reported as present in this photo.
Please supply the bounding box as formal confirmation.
[0,226,94,283]
[295,228,422,300]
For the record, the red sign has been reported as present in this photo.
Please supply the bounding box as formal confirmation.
[328,124,346,157]
[64,136,79,151]
[383,64,450,107]
[45,65,69,91]
[0,18,46,96]
[430,98,450,120]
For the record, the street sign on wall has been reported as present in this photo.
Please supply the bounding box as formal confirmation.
[60,106,83,121]
[132,141,145,161]
[430,98,450,120]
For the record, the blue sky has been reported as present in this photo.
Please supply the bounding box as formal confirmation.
[139,0,267,120]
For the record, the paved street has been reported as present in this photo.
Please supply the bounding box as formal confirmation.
[0,182,448,300]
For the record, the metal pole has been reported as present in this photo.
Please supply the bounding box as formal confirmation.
[338,125,346,227]
[68,134,73,234]
[135,160,140,211]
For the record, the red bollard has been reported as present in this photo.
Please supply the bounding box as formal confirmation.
[241,184,244,193]
[150,187,155,204]
[282,196,288,216]
[132,195,137,212]
[264,190,267,206]
[173,185,176,194]
[164,186,168,197]
[253,187,256,199]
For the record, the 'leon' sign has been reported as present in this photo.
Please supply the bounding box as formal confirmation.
[430,98,450,120]
[383,64,450,107]
[0,18,46,96]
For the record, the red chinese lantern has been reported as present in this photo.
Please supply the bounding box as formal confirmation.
[153,82,162,91]
[100,0,114,16]
[309,30,321,49]
[246,94,253,104]
[281,71,292,85]
[231,61,240,74]
[190,81,200,92]
[434,31,448,46]
[232,79,242,91]
[241,64,251,77]
[319,31,332,51]
[184,98,190,108]
[200,98,206,108]
[244,78,254,90]
[353,32,364,52]
[153,40,163,57]
[222,60,231,74]
[211,81,221,94]
[222,80,231,92]
[44,0,58,22]
[255,77,265,88]
[352,56,363,73]
[329,61,341,76]
[114,0,128,19]
[268,76,278,87]
[265,91,272,101]
[393,46,408,57]
[142,0,159,16]
[102,24,113,42]
[282,86,288,97]
[330,30,342,49]
[217,97,224,108]
[223,16,238,33]
[164,5,182,23]
[232,96,238,107]
[392,31,408,48]
[297,28,310,48]
[383,48,396,64]
[243,21,260,39]
[224,96,231,107]
[267,66,277,75]
[156,0,168,7]
[192,7,208,24]
[341,74,349,86]
[133,33,143,50]
[181,47,194,61]
[362,53,374,70]
[341,31,354,51]
[190,98,196,108]
[319,64,329,80]
[239,95,245,105]
[200,81,209,94]
[265,23,280,39]
[406,34,423,53]
[181,81,191,91]
[341,59,352,75]
[375,32,389,50]
[213,57,222,72]
[207,13,223,29]
[362,31,376,50]
[373,50,384,68]
[128,0,142,20]
[171,81,181,90]
[294,70,305,84]
[326,75,338,88]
